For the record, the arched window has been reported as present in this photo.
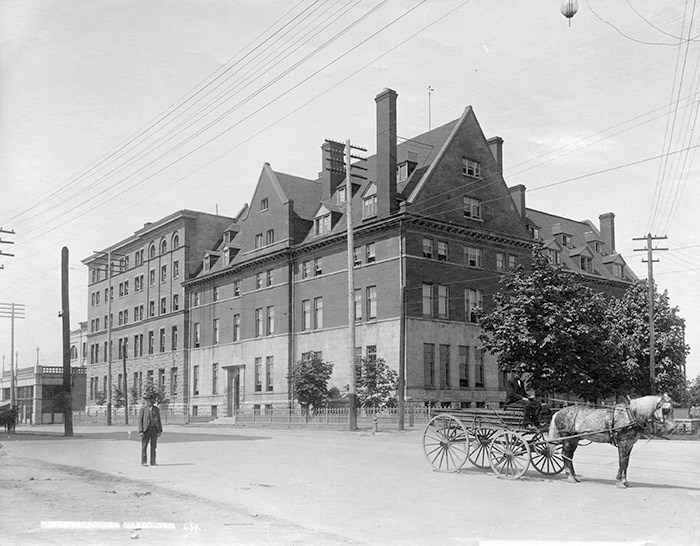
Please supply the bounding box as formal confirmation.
[149,243,156,259]
[70,346,78,359]
[172,233,180,250]
[160,239,167,254]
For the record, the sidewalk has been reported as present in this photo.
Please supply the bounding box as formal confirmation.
[3,423,700,545]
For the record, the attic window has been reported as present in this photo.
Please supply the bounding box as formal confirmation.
[337,186,347,204]
[580,256,592,273]
[594,241,604,254]
[462,158,481,178]
[362,195,377,219]
[397,163,409,182]
[315,214,331,236]
[529,226,540,239]
[254,233,263,248]
[549,249,561,265]
[260,198,269,212]
[463,196,482,219]
[613,263,623,278]
[562,234,572,248]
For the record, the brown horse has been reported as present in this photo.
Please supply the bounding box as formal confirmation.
[548,394,675,488]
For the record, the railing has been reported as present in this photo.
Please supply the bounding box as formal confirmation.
[231,406,432,428]
[73,404,188,426]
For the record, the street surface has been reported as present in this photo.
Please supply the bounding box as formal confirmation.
[0,423,698,545]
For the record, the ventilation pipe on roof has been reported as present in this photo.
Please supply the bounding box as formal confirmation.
[375,88,398,217]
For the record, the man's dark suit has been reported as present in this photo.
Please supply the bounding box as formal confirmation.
[137,403,163,465]
[505,375,529,405]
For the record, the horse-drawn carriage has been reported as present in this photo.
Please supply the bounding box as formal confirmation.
[422,394,675,487]
[0,400,18,433]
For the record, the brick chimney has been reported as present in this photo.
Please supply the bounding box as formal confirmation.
[599,212,616,252]
[487,136,503,172]
[321,140,346,202]
[509,184,526,219]
[375,88,398,217]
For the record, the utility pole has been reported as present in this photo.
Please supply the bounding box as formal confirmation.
[123,339,128,425]
[427,86,434,130]
[633,234,668,395]
[61,247,73,436]
[0,302,25,405]
[0,228,16,270]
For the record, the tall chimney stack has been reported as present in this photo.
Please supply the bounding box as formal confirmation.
[599,212,616,252]
[320,140,346,202]
[487,136,503,172]
[375,88,398,217]
[509,184,526,219]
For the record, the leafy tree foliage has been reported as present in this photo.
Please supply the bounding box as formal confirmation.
[288,354,333,411]
[479,250,623,402]
[687,376,700,406]
[95,390,106,406]
[113,386,125,408]
[608,281,689,399]
[355,357,398,408]
[142,380,167,405]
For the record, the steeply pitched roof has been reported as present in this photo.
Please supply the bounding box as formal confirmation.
[273,170,322,220]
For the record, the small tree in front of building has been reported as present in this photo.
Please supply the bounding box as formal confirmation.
[95,391,106,406]
[142,380,167,405]
[113,386,125,409]
[288,353,333,413]
[355,357,398,409]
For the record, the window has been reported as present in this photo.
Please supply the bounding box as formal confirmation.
[118,311,123,326]
[422,238,433,259]
[362,195,377,218]
[160,240,167,255]
[171,326,178,351]
[437,284,449,319]
[529,226,540,239]
[422,283,434,317]
[366,243,376,264]
[213,318,220,345]
[160,297,167,314]
[463,196,482,219]
[366,344,377,363]
[170,367,178,396]
[254,357,262,392]
[366,286,377,320]
[314,297,323,329]
[159,328,166,353]
[315,214,331,235]
[173,261,179,279]
[354,288,362,321]
[580,256,592,273]
[301,300,311,331]
[562,234,572,248]
[173,234,180,250]
[119,283,124,297]
[149,300,155,317]
[123,309,128,324]
[255,309,263,338]
[266,269,273,287]
[437,241,448,261]
[194,323,200,348]
[424,343,435,387]
[255,272,263,290]
[314,258,322,276]
[161,265,167,283]
[549,249,561,265]
[465,247,483,268]
[233,314,240,342]
[397,162,409,182]
[440,344,450,387]
[594,241,604,254]
[209,286,218,302]
[265,229,275,245]
[149,269,156,286]
[496,253,505,272]
[124,280,129,295]
[462,158,481,178]
[459,346,469,388]
[148,331,154,355]
[266,306,274,336]
[301,261,310,279]
[260,198,269,211]
[337,186,347,203]
[613,263,624,278]
[466,289,483,323]
[475,350,484,387]
[193,365,199,395]
[353,247,362,266]
[172,294,179,311]
[266,356,274,391]
[149,244,156,259]
[508,255,517,270]
[212,363,218,394]
[233,280,241,297]
[254,233,263,248]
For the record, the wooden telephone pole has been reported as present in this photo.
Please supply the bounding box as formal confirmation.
[61,247,73,436]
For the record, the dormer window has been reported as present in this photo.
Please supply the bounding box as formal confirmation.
[529,226,540,239]
[580,256,592,273]
[337,186,347,204]
[549,249,561,265]
[362,195,377,219]
[254,233,263,248]
[594,241,604,254]
[397,163,409,182]
[613,263,623,278]
[260,198,269,212]
[462,158,481,178]
[562,234,572,248]
[315,214,331,236]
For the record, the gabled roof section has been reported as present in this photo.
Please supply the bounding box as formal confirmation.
[273,169,322,220]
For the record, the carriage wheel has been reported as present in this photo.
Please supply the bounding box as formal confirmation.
[467,428,496,468]
[529,434,565,476]
[423,414,470,472]
[488,430,530,479]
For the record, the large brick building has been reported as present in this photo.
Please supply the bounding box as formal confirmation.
[83,210,233,410]
[182,89,637,417]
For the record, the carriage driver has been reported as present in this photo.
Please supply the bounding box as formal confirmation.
[504,369,542,428]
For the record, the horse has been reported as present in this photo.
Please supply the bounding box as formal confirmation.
[0,405,18,433]
[548,394,675,488]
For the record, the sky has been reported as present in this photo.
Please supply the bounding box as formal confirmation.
[1,0,698,381]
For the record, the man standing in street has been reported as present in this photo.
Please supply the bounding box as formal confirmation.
[137,397,162,466]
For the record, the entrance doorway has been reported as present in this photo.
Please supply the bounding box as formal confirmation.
[225,367,241,417]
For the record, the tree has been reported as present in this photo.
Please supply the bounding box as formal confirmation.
[95,391,106,406]
[355,357,398,408]
[142,380,167,405]
[288,354,333,412]
[479,249,623,402]
[687,376,700,406]
[113,386,125,408]
[608,280,689,399]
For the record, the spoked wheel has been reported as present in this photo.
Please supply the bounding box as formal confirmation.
[488,430,531,479]
[529,433,565,475]
[467,428,496,468]
[423,414,470,472]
